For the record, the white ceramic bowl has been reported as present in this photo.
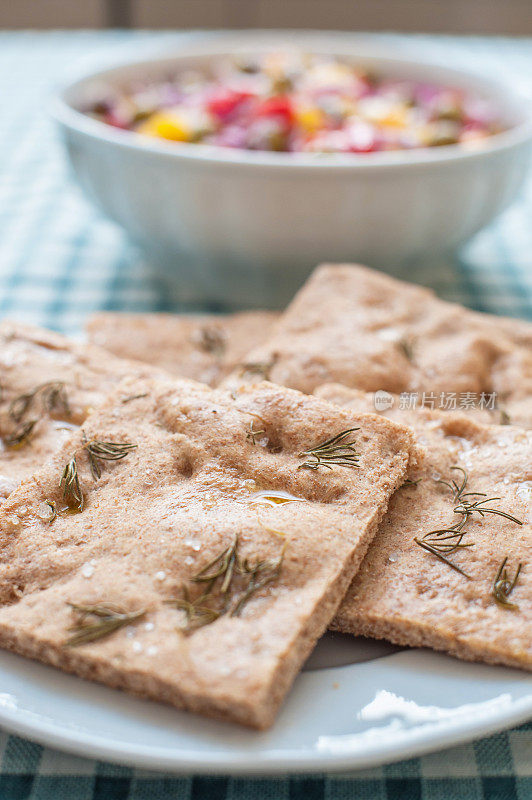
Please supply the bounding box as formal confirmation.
[53,33,532,308]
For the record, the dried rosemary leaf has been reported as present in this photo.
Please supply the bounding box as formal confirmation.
[413,537,471,579]
[9,381,69,423]
[4,419,37,447]
[397,337,415,362]
[246,422,265,445]
[121,393,148,404]
[169,536,286,633]
[415,466,522,579]
[65,603,146,646]
[298,427,360,471]
[84,439,137,481]
[439,466,523,526]
[239,358,276,381]
[232,543,286,617]
[192,537,239,590]
[193,325,227,358]
[492,557,523,611]
[166,590,221,633]
[417,523,474,555]
[60,457,84,512]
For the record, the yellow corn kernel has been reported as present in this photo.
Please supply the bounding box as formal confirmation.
[380,108,408,129]
[295,106,324,132]
[137,112,192,142]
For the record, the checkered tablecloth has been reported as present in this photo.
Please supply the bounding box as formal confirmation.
[0,30,530,800]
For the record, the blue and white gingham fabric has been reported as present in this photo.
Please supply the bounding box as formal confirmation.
[0,31,531,800]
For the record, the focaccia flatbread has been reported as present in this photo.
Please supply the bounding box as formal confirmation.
[0,376,416,727]
[0,321,161,501]
[317,382,532,671]
[229,264,532,428]
[87,311,278,387]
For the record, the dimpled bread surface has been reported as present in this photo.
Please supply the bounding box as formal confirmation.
[0,376,416,728]
[316,382,532,671]
[86,311,279,387]
[0,321,163,502]
[228,264,532,428]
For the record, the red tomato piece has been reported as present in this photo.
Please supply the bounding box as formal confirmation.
[207,90,251,119]
[254,96,294,127]
[104,112,130,130]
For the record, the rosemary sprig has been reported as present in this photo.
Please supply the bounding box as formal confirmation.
[239,358,276,380]
[439,467,523,526]
[166,588,220,633]
[398,337,415,362]
[416,523,474,555]
[192,536,239,595]
[121,393,148,404]
[499,410,511,425]
[169,536,286,633]
[454,496,523,525]
[246,421,265,444]
[4,418,37,447]
[84,439,137,480]
[65,603,146,646]
[403,478,421,488]
[298,428,360,471]
[243,411,267,445]
[3,381,70,448]
[60,457,84,512]
[193,325,227,358]
[415,466,522,579]
[57,438,136,515]
[413,537,471,578]
[492,557,523,610]
[232,542,286,617]
[9,381,69,423]
[436,465,469,497]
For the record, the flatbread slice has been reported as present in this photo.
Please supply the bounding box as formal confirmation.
[317,383,532,671]
[86,311,278,387]
[0,321,162,501]
[228,263,532,428]
[0,377,416,728]
[313,386,498,426]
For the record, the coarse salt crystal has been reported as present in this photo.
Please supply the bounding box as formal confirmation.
[81,563,94,579]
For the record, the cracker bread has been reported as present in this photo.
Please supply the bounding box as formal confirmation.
[228,264,532,428]
[317,383,532,671]
[0,321,161,501]
[86,311,278,387]
[315,385,498,426]
[0,377,415,728]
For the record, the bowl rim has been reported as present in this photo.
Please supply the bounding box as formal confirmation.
[51,32,532,171]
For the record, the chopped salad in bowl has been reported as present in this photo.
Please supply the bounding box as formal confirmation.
[55,34,532,308]
[85,52,504,154]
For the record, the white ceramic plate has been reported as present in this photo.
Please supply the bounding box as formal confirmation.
[0,632,530,773]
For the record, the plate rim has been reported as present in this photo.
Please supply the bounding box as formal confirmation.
[0,653,530,774]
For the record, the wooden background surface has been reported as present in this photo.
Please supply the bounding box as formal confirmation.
[1,0,531,35]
